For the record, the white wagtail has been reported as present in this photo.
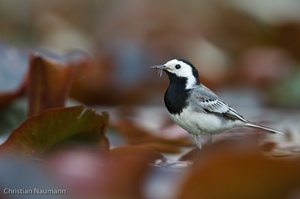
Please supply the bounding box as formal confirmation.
[151,59,284,149]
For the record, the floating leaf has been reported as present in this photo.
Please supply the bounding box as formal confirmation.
[136,142,182,153]
[179,147,201,162]
[110,145,165,163]
[0,106,109,157]
[177,139,300,199]
[116,119,192,148]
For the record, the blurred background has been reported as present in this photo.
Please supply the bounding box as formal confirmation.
[2,0,300,105]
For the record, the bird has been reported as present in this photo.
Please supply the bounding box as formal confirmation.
[151,58,284,149]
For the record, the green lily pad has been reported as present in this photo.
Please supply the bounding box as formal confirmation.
[0,106,109,157]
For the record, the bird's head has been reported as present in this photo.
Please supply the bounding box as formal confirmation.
[151,59,200,89]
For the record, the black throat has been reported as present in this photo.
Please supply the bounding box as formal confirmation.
[164,73,191,115]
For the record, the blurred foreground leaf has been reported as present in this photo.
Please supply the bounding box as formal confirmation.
[0,106,109,157]
[28,53,74,116]
[177,139,300,199]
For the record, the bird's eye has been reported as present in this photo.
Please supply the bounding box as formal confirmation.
[175,64,181,69]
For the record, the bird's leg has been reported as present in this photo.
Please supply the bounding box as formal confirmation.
[191,134,202,149]
[206,134,212,145]
[191,133,213,149]
[202,134,213,148]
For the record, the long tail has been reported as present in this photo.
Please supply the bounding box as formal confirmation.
[245,123,284,135]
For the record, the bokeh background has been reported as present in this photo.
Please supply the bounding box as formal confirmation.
[1,0,300,106]
[1,1,300,199]
[2,0,300,135]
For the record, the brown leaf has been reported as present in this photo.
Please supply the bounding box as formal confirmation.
[136,142,182,153]
[260,141,277,152]
[0,87,26,110]
[116,119,193,148]
[68,52,114,104]
[107,145,165,199]
[180,147,201,162]
[109,145,165,163]
[177,138,300,199]
[28,53,74,116]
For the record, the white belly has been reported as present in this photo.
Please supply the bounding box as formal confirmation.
[168,107,237,135]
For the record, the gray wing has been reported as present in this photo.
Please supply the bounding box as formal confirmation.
[189,84,248,123]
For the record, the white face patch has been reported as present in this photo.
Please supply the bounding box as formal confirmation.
[164,59,197,89]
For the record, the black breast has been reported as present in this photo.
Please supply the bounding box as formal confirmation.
[164,74,190,115]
